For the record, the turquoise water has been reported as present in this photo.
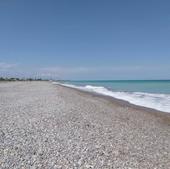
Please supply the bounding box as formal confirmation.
[58,80,170,112]
[65,80,170,94]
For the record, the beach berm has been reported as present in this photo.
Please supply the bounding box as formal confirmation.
[0,81,170,168]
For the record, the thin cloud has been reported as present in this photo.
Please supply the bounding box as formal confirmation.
[38,65,170,80]
[40,66,97,75]
[40,65,144,75]
[1,63,169,79]
[0,62,18,70]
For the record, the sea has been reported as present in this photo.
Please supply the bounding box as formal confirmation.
[55,80,170,113]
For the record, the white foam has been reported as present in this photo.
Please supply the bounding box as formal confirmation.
[58,83,170,113]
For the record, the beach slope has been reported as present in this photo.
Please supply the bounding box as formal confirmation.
[0,82,170,168]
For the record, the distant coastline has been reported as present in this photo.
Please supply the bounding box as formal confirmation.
[0,77,48,82]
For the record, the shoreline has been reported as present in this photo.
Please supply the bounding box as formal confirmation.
[57,84,170,124]
[56,82,170,114]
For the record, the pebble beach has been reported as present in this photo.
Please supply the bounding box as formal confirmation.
[0,81,170,169]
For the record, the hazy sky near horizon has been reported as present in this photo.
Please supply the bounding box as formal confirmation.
[0,0,170,80]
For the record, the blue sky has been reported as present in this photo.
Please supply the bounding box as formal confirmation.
[0,0,170,80]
